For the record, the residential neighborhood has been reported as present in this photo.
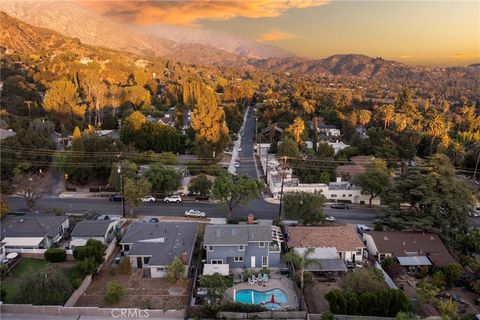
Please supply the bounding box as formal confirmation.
[0,1,479,319]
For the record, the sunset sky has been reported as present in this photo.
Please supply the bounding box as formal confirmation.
[79,0,480,66]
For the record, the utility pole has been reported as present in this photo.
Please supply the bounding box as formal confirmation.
[277,156,287,221]
[118,162,126,218]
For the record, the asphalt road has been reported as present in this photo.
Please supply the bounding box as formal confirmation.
[235,107,258,179]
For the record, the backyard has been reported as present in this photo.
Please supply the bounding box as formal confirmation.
[304,280,341,314]
[75,268,191,309]
[1,258,77,304]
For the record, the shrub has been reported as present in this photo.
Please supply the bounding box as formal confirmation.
[443,263,463,288]
[166,256,185,283]
[118,257,132,275]
[76,257,98,276]
[321,311,334,320]
[227,217,240,224]
[71,277,83,289]
[186,305,218,319]
[105,281,125,304]
[73,239,106,264]
[44,248,67,262]
[260,267,269,275]
[220,302,266,312]
[374,222,384,231]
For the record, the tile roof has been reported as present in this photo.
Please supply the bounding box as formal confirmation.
[287,225,364,252]
[204,225,272,246]
[368,231,456,267]
[1,215,67,239]
[71,220,114,237]
[120,221,197,267]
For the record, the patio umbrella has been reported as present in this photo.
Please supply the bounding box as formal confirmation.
[270,294,275,304]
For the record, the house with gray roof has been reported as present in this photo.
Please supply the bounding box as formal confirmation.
[203,225,283,275]
[70,219,118,247]
[0,215,69,249]
[119,221,197,278]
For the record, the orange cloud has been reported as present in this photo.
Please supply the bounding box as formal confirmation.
[256,29,297,42]
[444,51,480,60]
[77,0,329,26]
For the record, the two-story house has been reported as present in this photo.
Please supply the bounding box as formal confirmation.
[203,225,283,275]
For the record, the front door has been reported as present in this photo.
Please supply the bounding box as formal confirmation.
[137,257,143,268]
[250,256,256,268]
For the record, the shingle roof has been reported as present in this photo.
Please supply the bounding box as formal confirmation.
[71,220,113,237]
[287,225,364,252]
[368,231,456,267]
[120,221,197,267]
[1,215,67,239]
[204,225,272,246]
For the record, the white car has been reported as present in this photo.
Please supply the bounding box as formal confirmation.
[164,195,182,203]
[141,196,156,202]
[238,148,242,152]
[472,208,480,217]
[185,209,206,218]
[325,216,336,222]
[234,162,240,168]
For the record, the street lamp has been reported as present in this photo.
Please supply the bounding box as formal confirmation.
[118,164,126,218]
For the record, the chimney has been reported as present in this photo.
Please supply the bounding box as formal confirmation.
[247,213,254,224]
[180,250,188,264]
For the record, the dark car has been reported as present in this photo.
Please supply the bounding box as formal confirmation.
[149,217,160,223]
[109,195,123,201]
[331,203,349,209]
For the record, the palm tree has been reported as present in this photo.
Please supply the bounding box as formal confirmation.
[448,141,465,166]
[381,104,395,130]
[425,114,447,155]
[392,114,408,132]
[357,109,372,127]
[284,248,319,310]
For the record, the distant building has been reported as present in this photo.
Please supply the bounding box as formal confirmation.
[0,128,16,140]
[70,219,118,247]
[335,155,374,180]
[328,141,350,155]
[317,124,341,137]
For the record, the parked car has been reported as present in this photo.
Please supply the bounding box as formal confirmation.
[185,209,206,218]
[357,224,371,233]
[109,195,122,201]
[324,216,336,222]
[238,147,242,152]
[141,196,156,202]
[452,294,465,304]
[234,162,240,168]
[472,207,480,217]
[97,214,110,220]
[164,195,182,203]
[331,203,349,209]
[149,217,160,223]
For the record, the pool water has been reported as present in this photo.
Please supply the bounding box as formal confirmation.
[235,289,288,309]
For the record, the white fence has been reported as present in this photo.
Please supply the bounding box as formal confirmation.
[5,248,74,255]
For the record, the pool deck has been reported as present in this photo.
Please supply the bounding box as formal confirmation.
[228,275,298,310]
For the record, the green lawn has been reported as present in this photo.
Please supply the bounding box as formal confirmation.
[1,258,76,304]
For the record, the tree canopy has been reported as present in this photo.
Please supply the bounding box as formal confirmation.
[283,191,325,224]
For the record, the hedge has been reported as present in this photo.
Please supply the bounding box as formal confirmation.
[44,248,67,262]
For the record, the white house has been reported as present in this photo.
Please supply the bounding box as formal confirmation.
[328,141,350,155]
[70,219,118,247]
[317,125,341,137]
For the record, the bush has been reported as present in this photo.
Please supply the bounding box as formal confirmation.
[119,257,132,275]
[321,311,334,320]
[260,267,269,275]
[76,257,98,276]
[374,222,384,231]
[73,239,106,264]
[443,263,463,288]
[105,281,125,304]
[71,277,83,289]
[166,256,185,283]
[220,301,266,312]
[44,248,67,262]
[186,305,218,319]
[227,217,240,224]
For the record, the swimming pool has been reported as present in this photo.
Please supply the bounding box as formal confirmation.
[235,289,288,309]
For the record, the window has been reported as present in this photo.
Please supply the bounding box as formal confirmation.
[349,194,352,197]
[262,256,268,267]
[259,242,265,248]
[123,244,130,251]
[356,249,362,255]
[342,194,346,197]
[157,267,166,272]
[211,259,223,264]
[331,194,337,198]
[238,245,245,251]
[207,245,213,252]
[234,256,244,262]
[144,257,150,264]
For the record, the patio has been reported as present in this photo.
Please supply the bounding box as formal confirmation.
[227,273,298,310]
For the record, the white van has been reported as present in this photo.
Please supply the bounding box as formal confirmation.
[357,224,371,234]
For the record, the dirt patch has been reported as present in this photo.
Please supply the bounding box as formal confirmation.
[75,269,191,309]
[304,281,341,314]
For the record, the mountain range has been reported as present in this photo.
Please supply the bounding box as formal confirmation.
[0,0,478,82]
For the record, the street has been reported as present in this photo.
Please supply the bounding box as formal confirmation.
[235,107,258,179]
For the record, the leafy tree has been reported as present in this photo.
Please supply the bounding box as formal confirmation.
[353,158,391,207]
[0,198,10,218]
[317,143,334,158]
[73,239,106,265]
[438,299,457,320]
[357,109,372,126]
[443,263,463,288]
[455,229,480,255]
[277,137,300,158]
[18,265,72,305]
[211,174,264,218]
[108,160,138,191]
[144,163,182,195]
[13,171,47,212]
[43,79,85,128]
[286,117,305,145]
[120,111,147,143]
[198,274,231,303]
[123,177,152,216]
[383,154,475,243]
[189,174,212,196]
[105,281,125,304]
[417,281,440,303]
[119,257,132,275]
[340,268,384,295]
[166,256,185,284]
[284,248,319,310]
[76,257,98,276]
[191,88,229,154]
[283,191,325,224]
[431,271,446,289]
